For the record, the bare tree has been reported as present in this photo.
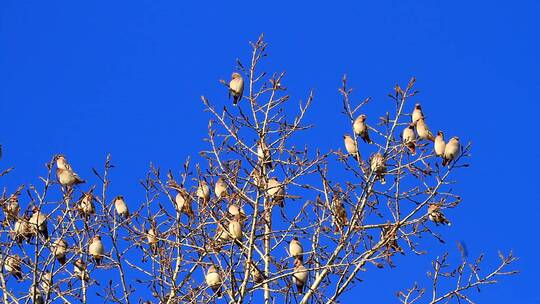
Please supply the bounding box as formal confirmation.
[0,34,516,304]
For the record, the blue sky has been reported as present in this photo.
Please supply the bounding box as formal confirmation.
[1,1,539,303]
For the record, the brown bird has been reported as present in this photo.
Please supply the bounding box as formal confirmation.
[4,194,20,223]
[289,237,304,262]
[73,259,89,281]
[434,131,446,157]
[40,271,53,297]
[292,258,308,294]
[442,137,460,166]
[412,103,424,123]
[55,155,85,187]
[428,204,451,226]
[12,216,32,244]
[228,214,243,241]
[353,114,373,144]
[88,235,105,265]
[370,153,387,184]
[174,189,193,217]
[29,207,49,240]
[229,72,244,106]
[250,167,266,189]
[196,181,211,205]
[246,261,264,284]
[4,255,22,280]
[52,238,68,265]
[381,224,403,255]
[78,190,95,217]
[113,196,129,218]
[331,196,348,232]
[257,139,273,169]
[29,284,43,304]
[343,134,359,157]
[214,178,228,199]
[146,227,159,255]
[416,118,435,141]
[402,123,416,155]
[266,178,285,207]
[205,265,223,297]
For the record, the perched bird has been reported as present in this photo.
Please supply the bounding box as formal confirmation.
[78,190,95,217]
[4,194,20,223]
[250,167,266,189]
[12,216,32,244]
[29,284,44,304]
[402,123,416,155]
[205,265,222,297]
[292,259,308,294]
[196,181,211,205]
[228,214,243,241]
[113,196,129,218]
[412,103,424,123]
[73,259,89,281]
[370,153,387,184]
[227,203,245,217]
[257,139,272,169]
[215,223,230,242]
[381,224,403,255]
[40,271,53,296]
[289,237,304,262]
[416,118,435,142]
[88,235,104,265]
[246,261,264,284]
[331,196,348,232]
[52,238,68,265]
[55,155,85,187]
[434,131,446,157]
[442,137,460,166]
[4,255,22,280]
[174,189,193,217]
[29,207,48,240]
[343,134,359,157]
[266,178,285,207]
[428,204,451,226]
[353,114,373,144]
[229,72,244,106]
[214,178,228,199]
[146,227,159,255]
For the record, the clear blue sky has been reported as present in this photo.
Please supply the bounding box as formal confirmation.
[1,1,539,303]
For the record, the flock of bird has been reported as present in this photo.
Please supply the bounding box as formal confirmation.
[0,73,456,301]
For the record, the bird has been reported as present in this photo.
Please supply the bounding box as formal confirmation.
[353,114,373,144]
[266,178,285,207]
[205,265,223,297]
[442,137,460,166]
[88,235,105,265]
[214,178,228,199]
[78,190,95,217]
[292,258,308,294]
[40,271,53,297]
[370,153,387,184]
[331,196,348,232]
[257,139,273,169]
[146,227,159,255]
[427,204,451,226]
[228,214,243,241]
[196,181,211,205]
[29,207,49,240]
[29,284,44,304]
[250,167,266,189]
[229,72,244,106]
[416,118,435,141]
[52,238,68,265]
[174,189,193,217]
[343,134,359,157]
[246,261,264,284]
[412,103,424,123]
[4,255,22,280]
[381,224,403,255]
[4,194,20,223]
[12,216,32,244]
[228,203,247,223]
[215,222,230,242]
[402,123,416,155]
[434,131,446,157]
[289,237,303,262]
[73,259,89,281]
[55,155,85,187]
[113,196,129,218]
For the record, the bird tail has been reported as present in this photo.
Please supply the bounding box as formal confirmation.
[57,255,66,265]
[442,157,449,166]
[233,95,239,106]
